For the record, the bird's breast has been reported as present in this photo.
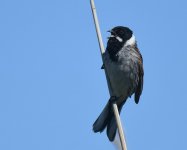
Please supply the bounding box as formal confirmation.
[104,47,139,100]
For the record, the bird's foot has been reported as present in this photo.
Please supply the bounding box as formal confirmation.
[101,64,105,69]
[109,96,118,104]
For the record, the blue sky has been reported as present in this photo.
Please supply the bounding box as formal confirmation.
[0,0,187,150]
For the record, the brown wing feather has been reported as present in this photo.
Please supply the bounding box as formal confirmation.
[134,46,144,104]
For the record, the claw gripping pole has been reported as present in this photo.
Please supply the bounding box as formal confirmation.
[90,0,127,150]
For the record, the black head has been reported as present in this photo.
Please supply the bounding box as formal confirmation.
[109,26,133,44]
[106,26,133,61]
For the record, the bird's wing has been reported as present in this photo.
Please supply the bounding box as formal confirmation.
[134,47,144,104]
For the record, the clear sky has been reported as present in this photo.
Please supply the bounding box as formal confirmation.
[0,0,187,150]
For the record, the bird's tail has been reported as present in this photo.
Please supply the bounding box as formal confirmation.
[93,100,124,141]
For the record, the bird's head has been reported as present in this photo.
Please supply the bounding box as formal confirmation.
[108,26,135,46]
[106,26,136,61]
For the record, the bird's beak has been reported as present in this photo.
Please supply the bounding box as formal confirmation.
[107,34,115,39]
[107,30,115,39]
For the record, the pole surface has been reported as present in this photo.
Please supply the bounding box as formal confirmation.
[90,0,127,150]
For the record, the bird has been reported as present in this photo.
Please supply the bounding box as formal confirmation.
[93,26,144,141]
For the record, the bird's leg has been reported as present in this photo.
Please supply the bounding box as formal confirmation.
[101,64,105,69]
[109,96,118,104]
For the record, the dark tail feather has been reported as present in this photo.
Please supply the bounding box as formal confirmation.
[93,101,111,133]
[107,103,124,141]
[93,100,125,141]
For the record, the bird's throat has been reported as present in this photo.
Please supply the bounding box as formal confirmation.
[106,40,124,62]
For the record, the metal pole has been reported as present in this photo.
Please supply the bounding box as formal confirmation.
[90,0,127,150]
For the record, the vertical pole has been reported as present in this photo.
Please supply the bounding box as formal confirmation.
[90,0,127,150]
